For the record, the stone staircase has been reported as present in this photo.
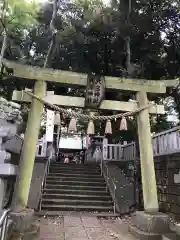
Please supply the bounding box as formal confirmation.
[40,163,114,214]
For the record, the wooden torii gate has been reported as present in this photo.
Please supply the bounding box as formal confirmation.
[3,59,178,214]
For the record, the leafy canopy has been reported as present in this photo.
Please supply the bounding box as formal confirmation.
[0,0,39,30]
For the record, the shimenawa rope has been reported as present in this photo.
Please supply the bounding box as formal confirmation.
[24,91,155,121]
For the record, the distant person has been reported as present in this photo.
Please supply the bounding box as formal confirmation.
[73,154,78,164]
[80,151,85,164]
[64,156,69,163]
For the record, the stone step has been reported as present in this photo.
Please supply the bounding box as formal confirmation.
[45,184,106,190]
[129,225,161,240]
[36,211,119,217]
[49,166,100,171]
[49,168,101,174]
[162,233,180,240]
[48,171,102,176]
[42,193,111,200]
[45,180,106,186]
[46,177,105,182]
[43,188,108,195]
[42,163,112,214]
[41,198,113,206]
[41,204,113,212]
[47,173,104,181]
[47,173,104,182]
[46,180,106,187]
[48,171,101,178]
[50,163,99,170]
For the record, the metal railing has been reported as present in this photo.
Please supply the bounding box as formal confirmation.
[100,157,116,214]
[0,209,10,240]
[39,154,53,211]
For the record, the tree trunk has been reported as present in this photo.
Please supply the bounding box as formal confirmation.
[0,31,7,66]
[125,0,132,76]
[0,0,8,66]
[126,36,131,75]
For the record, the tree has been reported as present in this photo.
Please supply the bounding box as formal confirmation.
[0,0,38,60]
[1,0,180,139]
[0,0,38,99]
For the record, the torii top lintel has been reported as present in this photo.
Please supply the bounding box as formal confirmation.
[3,59,178,93]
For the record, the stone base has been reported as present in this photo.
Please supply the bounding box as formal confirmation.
[128,211,172,240]
[11,208,35,233]
[162,233,180,240]
[10,208,40,239]
[129,225,161,240]
[171,223,180,236]
[10,223,40,240]
[133,211,170,234]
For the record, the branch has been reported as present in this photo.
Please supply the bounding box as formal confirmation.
[50,0,58,35]
[0,18,6,29]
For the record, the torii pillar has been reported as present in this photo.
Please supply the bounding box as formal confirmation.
[129,92,170,239]
[13,81,46,209]
[136,91,159,213]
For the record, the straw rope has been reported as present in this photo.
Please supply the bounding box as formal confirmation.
[24,91,155,121]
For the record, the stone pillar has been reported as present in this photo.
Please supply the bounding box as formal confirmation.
[128,92,171,240]
[136,91,159,213]
[13,80,46,209]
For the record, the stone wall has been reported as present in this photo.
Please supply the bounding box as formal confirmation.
[132,154,180,222]
[105,155,180,221]
[154,153,180,222]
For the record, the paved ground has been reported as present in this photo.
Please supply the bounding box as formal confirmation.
[38,215,136,240]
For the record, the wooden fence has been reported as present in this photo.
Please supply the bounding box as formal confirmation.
[4,126,180,161]
[122,142,136,161]
[152,126,180,156]
[102,126,180,161]
[103,143,123,161]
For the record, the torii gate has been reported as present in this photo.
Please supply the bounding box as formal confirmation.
[3,58,178,214]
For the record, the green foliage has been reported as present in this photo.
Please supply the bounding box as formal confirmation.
[1,0,180,139]
[0,0,38,30]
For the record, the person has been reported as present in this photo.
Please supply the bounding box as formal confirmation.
[80,151,85,164]
[93,146,101,163]
[64,156,69,163]
[73,154,78,164]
